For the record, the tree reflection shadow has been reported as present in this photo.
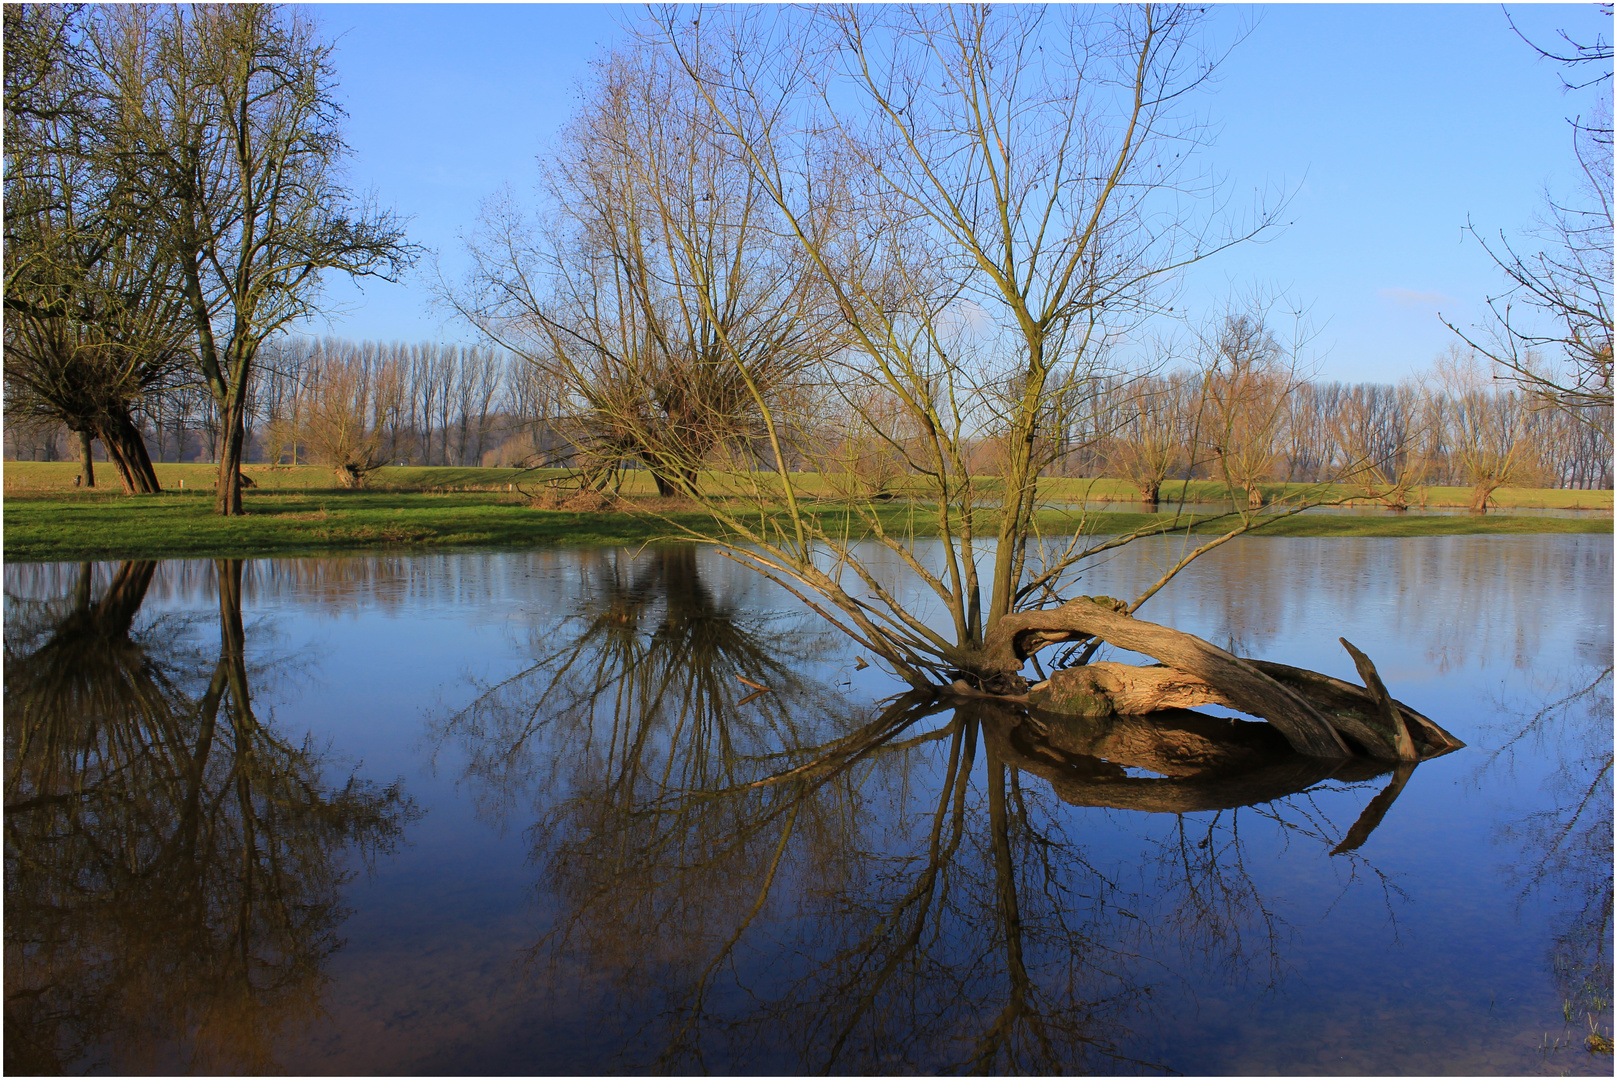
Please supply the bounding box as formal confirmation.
[4,560,417,1074]
[1479,665,1613,1043]
[432,545,1424,1073]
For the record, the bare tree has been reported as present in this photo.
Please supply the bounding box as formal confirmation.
[4,4,191,494]
[1198,312,1303,510]
[637,5,1295,696]
[1435,346,1542,511]
[1112,372,1195,506]
[448,44,837,495]
[290,344,390,487]
[1445,11,1612,425]
[94,5,414,514]
[1330,381,1430,509]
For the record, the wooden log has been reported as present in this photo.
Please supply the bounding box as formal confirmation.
[985,598,1352,760]
[1245,660,1463,756]
[1028,663,1236,718]
[1015,656,1463,763]
[1338,638,1418,761]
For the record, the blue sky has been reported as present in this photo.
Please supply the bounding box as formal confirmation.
[305,3,1612,385]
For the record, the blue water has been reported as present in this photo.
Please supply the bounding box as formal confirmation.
[4,535,1611,1074]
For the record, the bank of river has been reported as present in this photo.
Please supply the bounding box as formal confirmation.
[3,486,1610,562]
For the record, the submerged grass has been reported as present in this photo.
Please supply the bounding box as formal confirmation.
[3,471,1609,563]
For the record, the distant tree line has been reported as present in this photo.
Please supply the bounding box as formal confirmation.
[1061,349,1613,506]
[6,328,1612,506]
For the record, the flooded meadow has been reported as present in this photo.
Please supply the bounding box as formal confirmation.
[4,535,1611,1074]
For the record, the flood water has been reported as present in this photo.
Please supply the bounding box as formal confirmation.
[5,535,1612,1075]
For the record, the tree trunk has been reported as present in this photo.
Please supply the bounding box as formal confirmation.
[102,409,161,493]
[76,429,95,488]
[984,597,1353,759]
[95,422,142,495]
[1024,652,1462,762]
[214,396,247,516]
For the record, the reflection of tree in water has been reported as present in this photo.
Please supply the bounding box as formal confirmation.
[437,545,847,822]
[4,560,417,1074]
[436,546,1417,1073]
[1481,665,1613,1043]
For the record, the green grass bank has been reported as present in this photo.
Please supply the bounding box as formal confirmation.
[3,462,1610,563]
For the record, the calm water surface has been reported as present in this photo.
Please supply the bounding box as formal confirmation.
[5,536,1612,1075]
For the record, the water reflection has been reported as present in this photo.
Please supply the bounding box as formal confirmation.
[5,540,1607,1074]
[432,546,1422,1073]
[3,560,417,1074]
[1480,664,1614,1047]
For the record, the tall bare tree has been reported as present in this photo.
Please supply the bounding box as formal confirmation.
[449,45,838,495]
[1436,346,1542,511]
[1112,372,1195,506]
[4,5,191,494]
[94,5,414,514]
[636,5,1290,694]
[1197,311,1303,511]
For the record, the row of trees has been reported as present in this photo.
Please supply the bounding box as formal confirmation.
[4,4,413,510]
[10,326,1608,506]
[254,338,534,482]
[1083,345,1611,510]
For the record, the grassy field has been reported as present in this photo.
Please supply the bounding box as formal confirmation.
[7,460,1613,509]
[3,461,1610,563]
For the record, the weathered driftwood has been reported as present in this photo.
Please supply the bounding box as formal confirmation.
[1027,661,1235,718]
[1025,656,1463,762]
[985,597,1463,763]
[1247,657,1463,759]
[1339,638,1417,760]
[986,597,1353,759]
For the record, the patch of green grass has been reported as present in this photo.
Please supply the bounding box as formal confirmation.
[1037,476,1614,511]
[2,460,565,496]
[3,481,1608,563]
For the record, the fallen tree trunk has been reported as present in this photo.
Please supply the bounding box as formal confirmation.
[984,598,1463,763]
[1024,656,1463,762]
[985,597,1353,760]
[1247,656,1463,759]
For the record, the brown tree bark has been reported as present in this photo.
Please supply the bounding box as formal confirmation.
[214,396,247,515]
[1246,658,1463,757]
[104,410,161,493]
[96,424,141,495]
[76,429,96,488]
[984,597,1353,759]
